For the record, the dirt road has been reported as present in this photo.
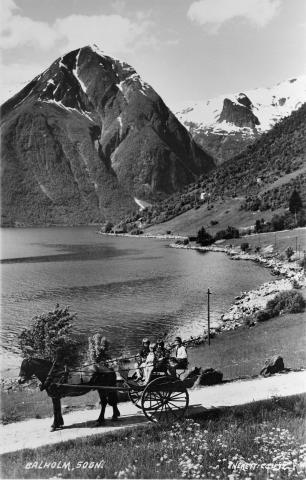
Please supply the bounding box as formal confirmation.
[1,370,305,455]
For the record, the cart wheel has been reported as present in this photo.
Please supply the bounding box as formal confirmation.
[141,376,189,425]
[128,388,142,408]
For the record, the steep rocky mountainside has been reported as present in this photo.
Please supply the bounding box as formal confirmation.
[1,45,214,226]
[124,102,306,230]
[175,76,306,164]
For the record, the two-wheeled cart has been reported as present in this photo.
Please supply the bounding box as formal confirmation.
[55,366,189,426]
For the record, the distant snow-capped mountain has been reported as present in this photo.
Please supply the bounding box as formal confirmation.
[174,76,306,163]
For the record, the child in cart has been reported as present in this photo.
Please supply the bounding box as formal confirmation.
[142,343,156,383]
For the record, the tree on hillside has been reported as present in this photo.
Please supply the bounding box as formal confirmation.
[196,227,214,246]
[104,221,113,233]
[289,190,303,214]
[19,305,81,366]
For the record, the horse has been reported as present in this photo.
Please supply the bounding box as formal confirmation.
[18,357,120,431]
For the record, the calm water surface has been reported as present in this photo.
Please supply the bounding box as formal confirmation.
[1,227,272,372]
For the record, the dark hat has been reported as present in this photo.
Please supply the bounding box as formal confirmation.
[174,337,182,344]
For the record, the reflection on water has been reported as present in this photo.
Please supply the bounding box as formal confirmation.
[1,227,272,368]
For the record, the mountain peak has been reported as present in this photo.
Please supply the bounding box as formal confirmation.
[174,75,306,163]
[1,45,215,226]
[218,97,259,129]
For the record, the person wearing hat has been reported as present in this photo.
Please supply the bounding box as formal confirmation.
[169,337,188,376]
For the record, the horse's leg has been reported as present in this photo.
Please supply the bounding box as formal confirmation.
[51,397,63,431]
[108,391,120,420]
[58,398,64,426]
[51,397,59,431]
[96,391,107,425]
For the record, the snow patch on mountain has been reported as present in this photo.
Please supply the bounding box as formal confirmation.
[175,75,306,135]
[42,99,94,121]
[72,49,87,94]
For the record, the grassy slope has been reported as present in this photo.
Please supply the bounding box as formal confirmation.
[226,227,306,252]
[145,197,285,236]
[1,395,305,479]
[259,164,306,194]
[188,311,306,379]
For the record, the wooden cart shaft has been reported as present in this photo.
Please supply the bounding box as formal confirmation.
[54,383,132,392]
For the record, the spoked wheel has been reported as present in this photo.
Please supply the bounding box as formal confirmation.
[141,376,189,425]
[128,387,143,408]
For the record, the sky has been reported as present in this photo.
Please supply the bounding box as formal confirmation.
[1,0,306,108]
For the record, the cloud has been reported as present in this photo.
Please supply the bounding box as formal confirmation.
[0,0,58,49]
[187,0,281,32]
[55,14,156,54]
[0,1,158,54]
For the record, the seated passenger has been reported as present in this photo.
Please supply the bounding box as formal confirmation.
[154,340,169,372]
[134,338,151,380]
[139,338,150,361]
[169,337,188,376]
[142,343,156,383]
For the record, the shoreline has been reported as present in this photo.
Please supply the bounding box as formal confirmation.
[169,241,305,335]
[97,231,188,240]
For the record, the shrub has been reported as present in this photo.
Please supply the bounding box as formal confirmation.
[196,227,214,246]
[19,305,81,366]
[240,242,250,252]
[289,189,303,214]
[256,309,272,322]
[215,225,240,240]
[266,291,305,317]
[104,221,113,233]
[285,246,294,260]
[243,315,256,327]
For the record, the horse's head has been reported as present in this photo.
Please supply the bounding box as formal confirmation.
[18,358,34,384]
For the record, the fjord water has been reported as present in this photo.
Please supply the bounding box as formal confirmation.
[1,227,271,373]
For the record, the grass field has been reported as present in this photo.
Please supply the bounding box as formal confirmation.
[188,310,306,379]
[1,394,305,479]
[145,197,286,237]
[226,227,306,256]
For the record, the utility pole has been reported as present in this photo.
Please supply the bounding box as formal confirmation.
[295,236,298,253]
[207,288,211,346]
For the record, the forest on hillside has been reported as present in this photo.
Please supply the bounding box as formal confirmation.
[116,102,306,232]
